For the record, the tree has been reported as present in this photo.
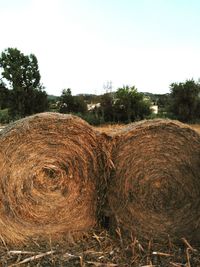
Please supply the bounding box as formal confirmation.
[59,88,74,113]
[0,80,10,109]
[59,89,87,114]
[32,89,49,113]
[0,48,40,90]
[114,85,151,122]
[0,48,48,118]
[73,95,87,114]
[170,79,200,122]
[100,93,114,122]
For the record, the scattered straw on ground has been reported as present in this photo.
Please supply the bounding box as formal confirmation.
[1,229,200,266]
[108,119,200,244]
[0,112,109,245]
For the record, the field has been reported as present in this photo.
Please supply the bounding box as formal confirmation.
[0,120,200,266]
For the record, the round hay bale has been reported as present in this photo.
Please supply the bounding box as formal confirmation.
[108,119,200,243]
[0,112,108,245]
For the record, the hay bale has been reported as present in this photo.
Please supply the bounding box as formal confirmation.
[0,112,108,245]
[108,119,200,243]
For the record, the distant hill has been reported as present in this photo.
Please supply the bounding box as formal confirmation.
[47,95,59,101]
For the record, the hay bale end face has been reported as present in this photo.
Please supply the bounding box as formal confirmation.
[0,112,106,245]
[109,119,200,243]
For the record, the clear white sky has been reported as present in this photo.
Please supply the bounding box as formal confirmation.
[0,0,200,96]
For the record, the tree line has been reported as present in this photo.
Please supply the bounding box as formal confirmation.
[1,47,200,125]
[58,86,151,124]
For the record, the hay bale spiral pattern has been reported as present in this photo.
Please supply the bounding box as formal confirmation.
[109,119,200,242]
[0,113,106,245]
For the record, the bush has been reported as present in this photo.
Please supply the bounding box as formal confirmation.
[147,111,173,120]
[0,109,11,124]
[76,112,103,126]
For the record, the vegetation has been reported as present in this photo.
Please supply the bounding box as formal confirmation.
[169,79,200,122]
[143,92,171,116]
[0,108,10,124]
[1,47,200,125]
[59,88,87,114]
[0,80,10,109]
[114,86,151,122]
[0,48,48,120]
[57,86,151,125]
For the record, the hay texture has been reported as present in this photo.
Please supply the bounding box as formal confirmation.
[0,112,107,245]
[109,119,200,243]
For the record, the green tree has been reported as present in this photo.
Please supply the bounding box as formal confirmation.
[100,93,114,122]
[73,95,87,114]
[32,88,49,113]
[170,79,200,122]
[59,89,87,114]
[114,85,151,122]
[0,48,48,118]
[0,80,10,109]
[59,88,74,113]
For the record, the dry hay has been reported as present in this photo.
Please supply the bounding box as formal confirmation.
[108,119,200,243]
[190,124,200,134]
[1,229,200,266]
[95,124,125,136]
[0,112,109,245]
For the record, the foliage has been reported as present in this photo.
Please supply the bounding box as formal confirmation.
[169,79,200,122]
[58,86,152,125]
[100,93,115,122]
[113,85,151,122]
[83,86,152,125]
[48,95,60,112]
[33,89,49,113]
[0,48,48,118]
[0,109,10,124]
[73,95,87,114]
[0,80,10,109]
[59,88,87,114]
[77,112,102,125]
[0,48,40,89]
[143,92,171,109]
[78,94,101,104]
[59,88,73,113]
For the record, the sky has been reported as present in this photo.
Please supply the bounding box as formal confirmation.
[0,0,200,96]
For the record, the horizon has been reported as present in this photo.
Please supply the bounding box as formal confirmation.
[0,0,200,96]
[48,88,172,97]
